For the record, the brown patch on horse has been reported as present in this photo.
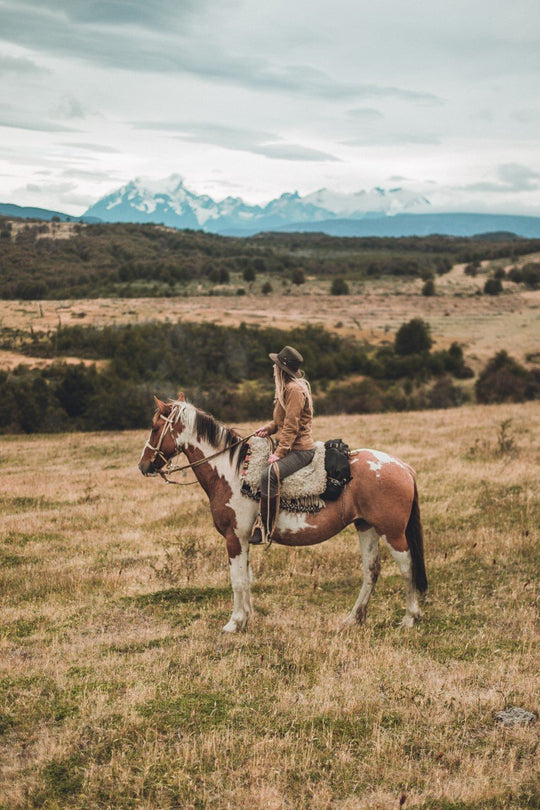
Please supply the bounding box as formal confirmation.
[182,444,240,553]
[271,450,415,549]
[153,396,171,415]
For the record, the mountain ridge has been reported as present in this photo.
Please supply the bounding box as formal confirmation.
[82,176,433,233]
[2,177,540,237]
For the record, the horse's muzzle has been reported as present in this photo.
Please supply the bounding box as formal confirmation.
[139,458,157,476]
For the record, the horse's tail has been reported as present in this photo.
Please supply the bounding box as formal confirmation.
[406,481,428,594]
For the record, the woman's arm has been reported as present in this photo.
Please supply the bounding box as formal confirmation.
[255,419,277,437]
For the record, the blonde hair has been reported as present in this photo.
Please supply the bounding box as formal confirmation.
[273,364,314,414]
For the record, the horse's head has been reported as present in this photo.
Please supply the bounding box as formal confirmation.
[138,393,187,476]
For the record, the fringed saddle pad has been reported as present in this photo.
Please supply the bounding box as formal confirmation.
[241,438,327,513]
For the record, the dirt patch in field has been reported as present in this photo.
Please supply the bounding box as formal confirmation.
[0,349,107,372]
[8,220,83,240]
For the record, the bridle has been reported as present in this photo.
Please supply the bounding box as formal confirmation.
[143,409,256,485]
[144,412,178,470]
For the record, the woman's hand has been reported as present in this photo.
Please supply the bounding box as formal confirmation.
[254,427,268,437]
[268,453,280,464]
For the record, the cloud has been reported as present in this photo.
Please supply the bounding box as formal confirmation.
[0,0,203,32]
[0,53,45,75]
[61,168,121,181]
[0,3,444,104]
[346,108,384,121]
[464,163,540,193]
[53,97,87,120]
[349,86,442,105]
[341,132,440,146]
[24,181,76,194]
[249,143,340,162]
[135,121,340,161]
[512,109,540,124]
[61,142,121,153]
[0,105,75,132]
[498,163,540,191]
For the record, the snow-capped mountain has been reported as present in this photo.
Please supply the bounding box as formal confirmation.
[83,176,431,234]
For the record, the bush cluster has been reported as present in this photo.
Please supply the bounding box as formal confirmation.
[0,318,502,433]
[506,263,540,289]
[475,351,539,403]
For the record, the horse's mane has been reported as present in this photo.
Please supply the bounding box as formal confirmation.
[174,399,249,473]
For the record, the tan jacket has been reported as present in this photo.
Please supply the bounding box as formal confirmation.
[264,380,315,459]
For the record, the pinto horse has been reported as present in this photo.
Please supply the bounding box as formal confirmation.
[139,395,427,633]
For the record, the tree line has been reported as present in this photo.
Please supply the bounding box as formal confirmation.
[2,218,540,299]
[0,319,537,433]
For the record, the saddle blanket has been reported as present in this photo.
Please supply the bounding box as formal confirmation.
[241,437,327,513]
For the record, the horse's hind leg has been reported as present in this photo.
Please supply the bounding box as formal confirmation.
[342,526,380,627]
[385,538,421,627]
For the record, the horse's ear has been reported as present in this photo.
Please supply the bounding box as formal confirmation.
[154,395,169,414]
[177,391,185,402]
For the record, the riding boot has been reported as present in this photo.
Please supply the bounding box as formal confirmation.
[249,493,280,545]
[263,492,279,542]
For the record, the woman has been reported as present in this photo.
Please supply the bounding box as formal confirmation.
[249,345,315,544]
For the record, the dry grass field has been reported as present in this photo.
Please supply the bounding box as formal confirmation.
[0,401,538,809]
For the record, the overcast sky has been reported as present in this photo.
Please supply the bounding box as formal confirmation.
[1,0,539,215]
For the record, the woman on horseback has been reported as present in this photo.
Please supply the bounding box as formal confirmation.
[249,345,315,544]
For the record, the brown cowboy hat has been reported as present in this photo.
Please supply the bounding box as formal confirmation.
[269,345,303,378]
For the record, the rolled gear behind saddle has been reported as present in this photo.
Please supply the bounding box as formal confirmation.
[322,439,352,501]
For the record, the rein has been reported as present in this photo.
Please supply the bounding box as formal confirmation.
[153,429,257,485]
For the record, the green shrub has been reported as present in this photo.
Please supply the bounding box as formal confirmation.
[428,376,467,408]
[484,277,502,295]
[475,350,538,403]
[291,268,306,285]
[330,278,349,296]
[509,262,540,289]
[394,318,432,355]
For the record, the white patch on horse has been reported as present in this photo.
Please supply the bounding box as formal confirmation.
[173,401,196,447]
[357,449,409,478]
[277,510,310,534]
[223,551,252,632]
[211,452,256,538]
[384,539,422,627]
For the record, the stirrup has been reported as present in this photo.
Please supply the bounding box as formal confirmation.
[249,515,266,545]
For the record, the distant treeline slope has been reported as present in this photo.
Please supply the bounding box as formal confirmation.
[1,219,540,298]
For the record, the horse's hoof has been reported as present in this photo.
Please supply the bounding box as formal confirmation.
[401,613,420,628]
[222,617,248,633]
[340,613,365,630]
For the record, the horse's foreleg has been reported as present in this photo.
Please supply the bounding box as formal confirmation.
[385,538,421,627]
[223,537,253,633]
[342,526,380,627]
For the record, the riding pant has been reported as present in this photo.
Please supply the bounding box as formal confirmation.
[260,448,316,498]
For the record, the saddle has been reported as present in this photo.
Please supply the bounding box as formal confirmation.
[241,437,351,513]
